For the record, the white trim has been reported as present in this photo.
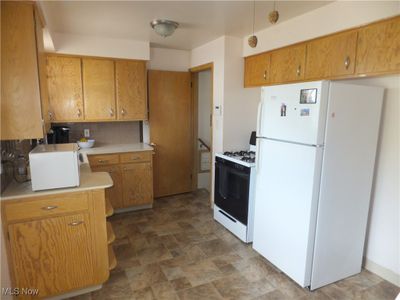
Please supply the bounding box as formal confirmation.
[364,258,400,287]
[46,285,102,300]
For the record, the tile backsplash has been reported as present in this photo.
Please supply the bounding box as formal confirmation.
[60,122,142,144]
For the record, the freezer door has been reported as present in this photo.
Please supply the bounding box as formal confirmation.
[253,138,323,287]
[259,81,329,145]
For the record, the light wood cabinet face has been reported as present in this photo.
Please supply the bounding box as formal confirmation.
[1,2,44,140]
[244,53,271,87]
[121,162,153,207]
[83,58,116,121]
[305,30,358,80]
[92,165,124,209]
[270,44,306,83]
[356,16,400,75]
[8,213,94,298]
[47,56,84,121]
[115,60,147,120]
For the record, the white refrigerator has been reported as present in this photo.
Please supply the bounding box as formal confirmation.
[253,81,383,290]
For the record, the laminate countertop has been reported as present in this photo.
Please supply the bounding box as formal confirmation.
[0,143,153,201]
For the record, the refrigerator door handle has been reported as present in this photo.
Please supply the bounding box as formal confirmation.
[256,100,264,137]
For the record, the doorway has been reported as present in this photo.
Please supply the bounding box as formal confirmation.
[190,63,213,196]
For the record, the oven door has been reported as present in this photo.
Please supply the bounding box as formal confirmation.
[214,157,250,225]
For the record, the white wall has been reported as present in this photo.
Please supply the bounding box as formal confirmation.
[241,1,400,286]
[243,1,400,56]
[148,48,190,71]
[197,70,212,191]
[48,32,150,60]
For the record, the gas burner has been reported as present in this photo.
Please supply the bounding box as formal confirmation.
[223,151,234,156]
[241,157,255,163]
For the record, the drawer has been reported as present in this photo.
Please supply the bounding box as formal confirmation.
[88,154,119,166]
[4,192,89,223]
[120,151,152,163]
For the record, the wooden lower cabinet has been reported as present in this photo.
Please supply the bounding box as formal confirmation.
[89,151,154,210]
[2,190,110,299]
[121,162,153,207]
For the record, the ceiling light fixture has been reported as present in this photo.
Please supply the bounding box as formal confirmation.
[269,1,279,24]
[150,19,179,38]
[248,0,258,48]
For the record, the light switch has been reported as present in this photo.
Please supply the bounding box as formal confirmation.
[84,129,90,138]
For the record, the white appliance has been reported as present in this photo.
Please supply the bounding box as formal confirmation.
[29,143,80,191]
[253,81,383,290]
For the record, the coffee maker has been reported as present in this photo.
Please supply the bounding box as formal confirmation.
[47,126,70,144]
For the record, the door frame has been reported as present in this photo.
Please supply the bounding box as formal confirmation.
[189,62,214,201]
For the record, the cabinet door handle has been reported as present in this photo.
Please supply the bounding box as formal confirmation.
[344,56,350,69]
[296,65,301,76]
[121,108,126,116]
[263,70,267,80]
[69,220,84,226]
[77,108,82,117]
[42,205,58,210]
[48,111,53,120]
[131,157,139,161]
[109,108,114,117]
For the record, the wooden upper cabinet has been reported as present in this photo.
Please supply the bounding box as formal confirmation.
[83,58,116,121]
[305,30,358,80]
[34,7,51,134]
[270,44,306,84]
[115,60,147,120]
[8,213,95,298]
[356,16,400,75]
[47,56,84,121]
[244,52,271,87]
[1,2,44,140]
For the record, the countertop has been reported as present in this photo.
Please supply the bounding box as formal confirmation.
[0,142,153,201]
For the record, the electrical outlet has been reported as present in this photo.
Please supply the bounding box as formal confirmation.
[84,129,90,138]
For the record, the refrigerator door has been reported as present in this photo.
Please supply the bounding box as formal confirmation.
[253,138,323,287]
[259,81,329,145]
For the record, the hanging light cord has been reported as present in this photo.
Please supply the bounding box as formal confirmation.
[252,0,255,35]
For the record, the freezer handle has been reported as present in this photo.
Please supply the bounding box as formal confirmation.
[256,100,264,136]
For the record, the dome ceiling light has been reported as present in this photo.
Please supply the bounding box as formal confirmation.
[150,19,179,38]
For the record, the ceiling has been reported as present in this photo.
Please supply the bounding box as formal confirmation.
[40,1,331,50]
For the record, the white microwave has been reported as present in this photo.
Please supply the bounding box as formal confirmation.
[29,143,80,191]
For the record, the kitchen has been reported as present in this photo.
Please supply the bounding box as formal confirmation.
[1,1,399,299]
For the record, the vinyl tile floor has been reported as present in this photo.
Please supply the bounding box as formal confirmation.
[70,190,400,300]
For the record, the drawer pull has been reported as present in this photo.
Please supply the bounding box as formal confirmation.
[42,205,58,210]
[69,220,84,226]
[98,159,109,163]
[131,157,139,160]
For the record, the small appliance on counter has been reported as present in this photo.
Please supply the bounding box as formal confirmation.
[47,126,70,144]
[29,143,80,191]
[213,132,256,243]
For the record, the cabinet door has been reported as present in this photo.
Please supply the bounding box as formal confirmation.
[305,30,358,80]
[356,16,400,75]
[115,60,147,120]
[121,162,153,207]
[34,7,51,134]
[270,44,306,84]
[47,56,84,121]
[8,213,94,298]
[91,165,124,209]
[244,52,271,87]
[1,2,43,140]
[83,58,116,121]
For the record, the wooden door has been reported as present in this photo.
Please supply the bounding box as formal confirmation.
[270,44,306,83]
[116,60,147,120]
[121,162,153,206]
[356,16,400,75]
[8,213,94,298]
[83,58,116,121]
[34,7,51,134]
[47,56,84,121]
[91,165,123,209]
[305,30,358,80]
[148,70,193,198]
[244,52,270,87]
[1,2,44,140]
